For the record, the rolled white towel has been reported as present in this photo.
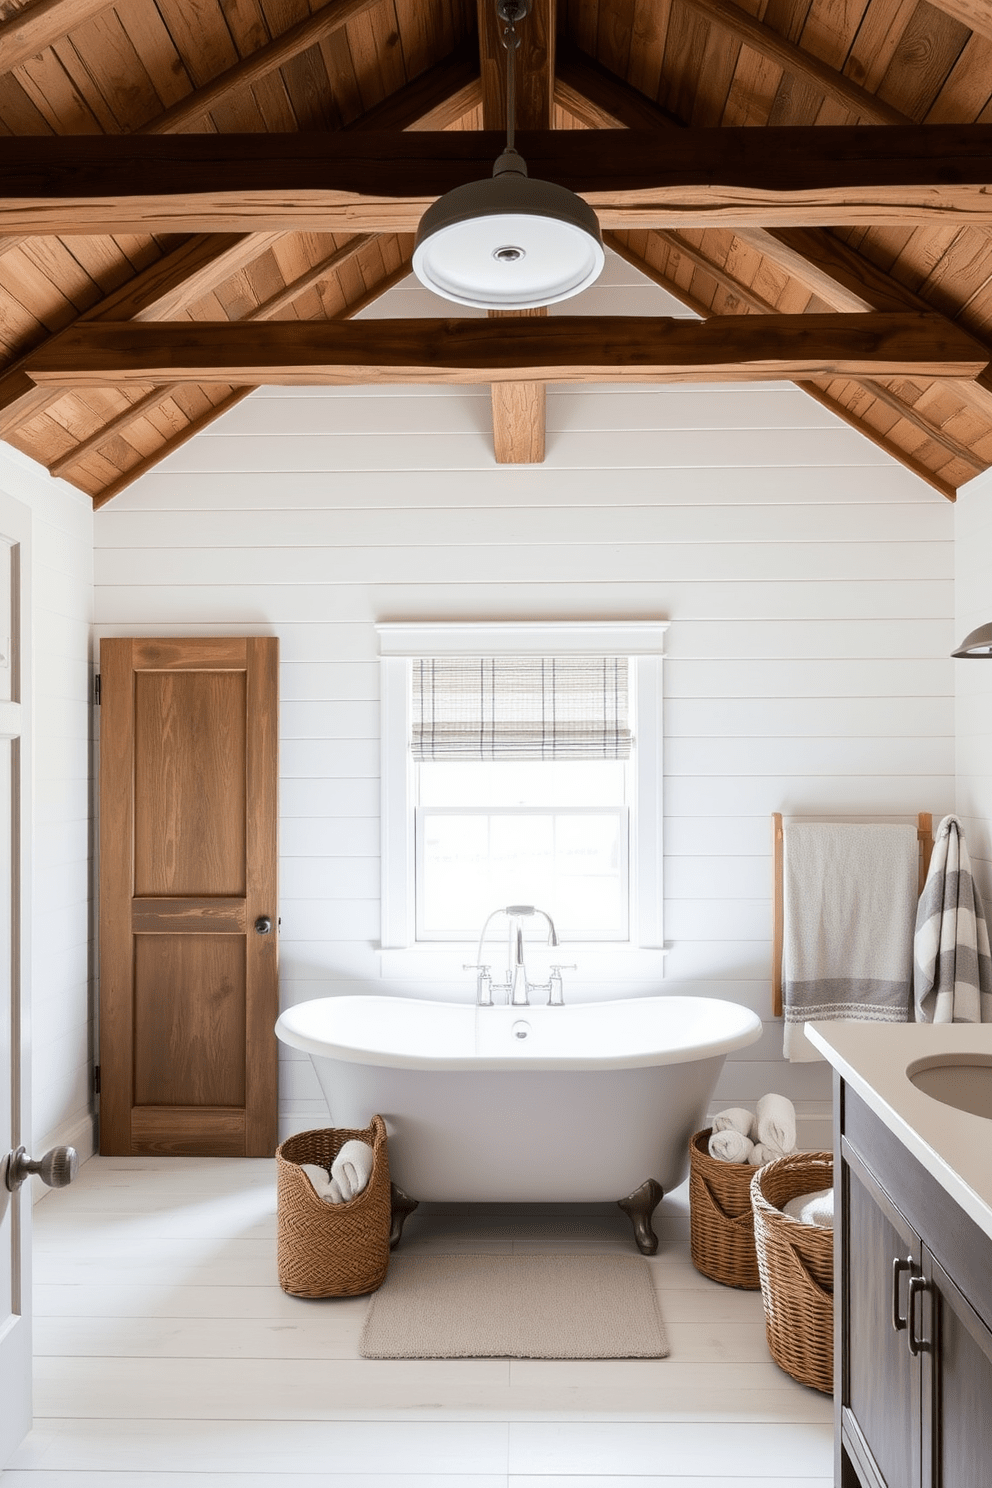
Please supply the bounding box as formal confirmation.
[330,1139,375,1201]
[748,1141,786,1167]
[783,1187,834,1228]
[708,1128,755,1164]
[711,1107,757,1140]
[756,1093,797,1155]
[299,1162,348,1205]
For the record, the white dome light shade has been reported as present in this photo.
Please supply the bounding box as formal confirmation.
[412,171,605,310]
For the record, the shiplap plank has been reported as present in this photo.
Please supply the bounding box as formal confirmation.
[149,426,899,472]
[666,734,951,775]
[209,385,847,435]
[93,579,955,625]
[94,500,952,547]
[94,539,951,587]
[108,459,936,509]
[666,696,952,737]
[664,658,950,696]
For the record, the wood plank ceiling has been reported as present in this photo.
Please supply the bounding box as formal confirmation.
[1,0,991,504]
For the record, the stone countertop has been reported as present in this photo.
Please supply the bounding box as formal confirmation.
[806,1020,992,1243]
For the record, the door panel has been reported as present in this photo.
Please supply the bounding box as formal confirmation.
[0,497,31,1469]
[133,935,247,1107]
[926,1253,992,1488]
[99,637,278,1157]
[134,670,246,896]
[842,1144,921,1488]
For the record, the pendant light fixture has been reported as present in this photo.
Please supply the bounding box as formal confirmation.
[412,0,605,310]
[952,623,992,657]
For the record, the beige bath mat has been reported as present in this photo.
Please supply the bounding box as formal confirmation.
[360,1253,669,1359]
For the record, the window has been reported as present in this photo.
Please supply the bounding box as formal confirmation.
[378,622,667,955]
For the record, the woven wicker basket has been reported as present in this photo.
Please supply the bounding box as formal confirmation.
[751,1150,834,1394]
[688,1128,761,1289]
[276,1118,391,1298]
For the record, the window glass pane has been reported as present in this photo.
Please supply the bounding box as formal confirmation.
[490,814,555,904]
[420,815,492,931]
[417,808,627,938]
[554,813,621,875]
[419,758,626,807]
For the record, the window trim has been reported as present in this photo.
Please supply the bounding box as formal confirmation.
[377,621,668,954]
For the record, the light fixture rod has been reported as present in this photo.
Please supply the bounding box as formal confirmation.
[497,0,529,156]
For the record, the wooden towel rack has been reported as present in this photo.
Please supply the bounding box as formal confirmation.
[771,811,934,1018]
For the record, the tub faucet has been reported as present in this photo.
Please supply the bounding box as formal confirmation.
[469,905,565,1006]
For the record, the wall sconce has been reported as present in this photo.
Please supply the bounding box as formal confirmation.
[952,624,992,657]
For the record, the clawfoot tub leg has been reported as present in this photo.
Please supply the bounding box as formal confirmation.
[389,1183,419,1249]
[617,1178,664,1255]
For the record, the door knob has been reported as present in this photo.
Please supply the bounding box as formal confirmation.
[254,915,273,934]
[4,1144,78,1193]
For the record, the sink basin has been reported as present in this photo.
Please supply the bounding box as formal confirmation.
[908,1055,992,1120]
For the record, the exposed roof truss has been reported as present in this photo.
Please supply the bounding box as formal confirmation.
[2,0,992,503]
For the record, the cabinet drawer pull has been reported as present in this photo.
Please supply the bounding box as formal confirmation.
[907,1274,929,1357]
[892,1256,914,1331]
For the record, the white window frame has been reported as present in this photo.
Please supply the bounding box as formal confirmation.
[377,621,667,961]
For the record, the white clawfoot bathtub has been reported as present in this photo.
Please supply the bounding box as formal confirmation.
[276,994,761,1246]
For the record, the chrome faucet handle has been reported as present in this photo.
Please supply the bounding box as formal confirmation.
[548,964,577,1006]
[463,963,494,1006]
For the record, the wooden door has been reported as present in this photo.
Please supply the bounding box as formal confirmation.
[0,493,31,1466]
[99,637,278,1157]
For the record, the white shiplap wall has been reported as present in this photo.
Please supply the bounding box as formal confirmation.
[93,255,956,1149]
[954,465,992,905]
[0,446,95,1164]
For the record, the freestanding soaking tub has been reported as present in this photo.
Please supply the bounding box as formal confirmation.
[275,994,762,1252]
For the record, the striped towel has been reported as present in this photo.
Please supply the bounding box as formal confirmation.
[783,823,918,1061]
[914,815,992,1023]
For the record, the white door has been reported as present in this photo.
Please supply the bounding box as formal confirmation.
[0,489,32,1467]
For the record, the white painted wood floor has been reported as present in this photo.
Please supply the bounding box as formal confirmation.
[7,1156,833,1487]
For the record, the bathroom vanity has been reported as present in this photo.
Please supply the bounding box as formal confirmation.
[807,1022,992,1488]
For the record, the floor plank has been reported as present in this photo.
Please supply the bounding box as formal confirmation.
[13,1157,834,1482]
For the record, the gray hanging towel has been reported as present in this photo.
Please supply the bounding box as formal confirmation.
[783,822,918,1061]
[914,814,992,1024]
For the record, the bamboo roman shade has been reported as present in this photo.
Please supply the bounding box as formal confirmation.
[411,656,631,761]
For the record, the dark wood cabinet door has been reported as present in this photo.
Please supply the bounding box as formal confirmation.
[99,637,279,1157]
[924,1253,992,1488]
[842,1146,922,1488]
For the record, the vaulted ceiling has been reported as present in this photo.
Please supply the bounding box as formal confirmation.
[1,0,992,505]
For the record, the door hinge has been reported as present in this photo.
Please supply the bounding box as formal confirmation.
[94,673,101,705]
[93,1065,101,1095]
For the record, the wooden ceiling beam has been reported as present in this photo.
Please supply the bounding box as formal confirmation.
[928,0,992,43]
[20,314,990,388]
[676,0,912,126]
[139,0,383,136]
[0,49,479,435]
[7,126,992,234]
[54,239,410,487]
[0,0,116,76]
[605,234,963,501]
[0,233,284,432]
[478,0,555,467]
[556,46,992,432]
[630,229,984,479]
